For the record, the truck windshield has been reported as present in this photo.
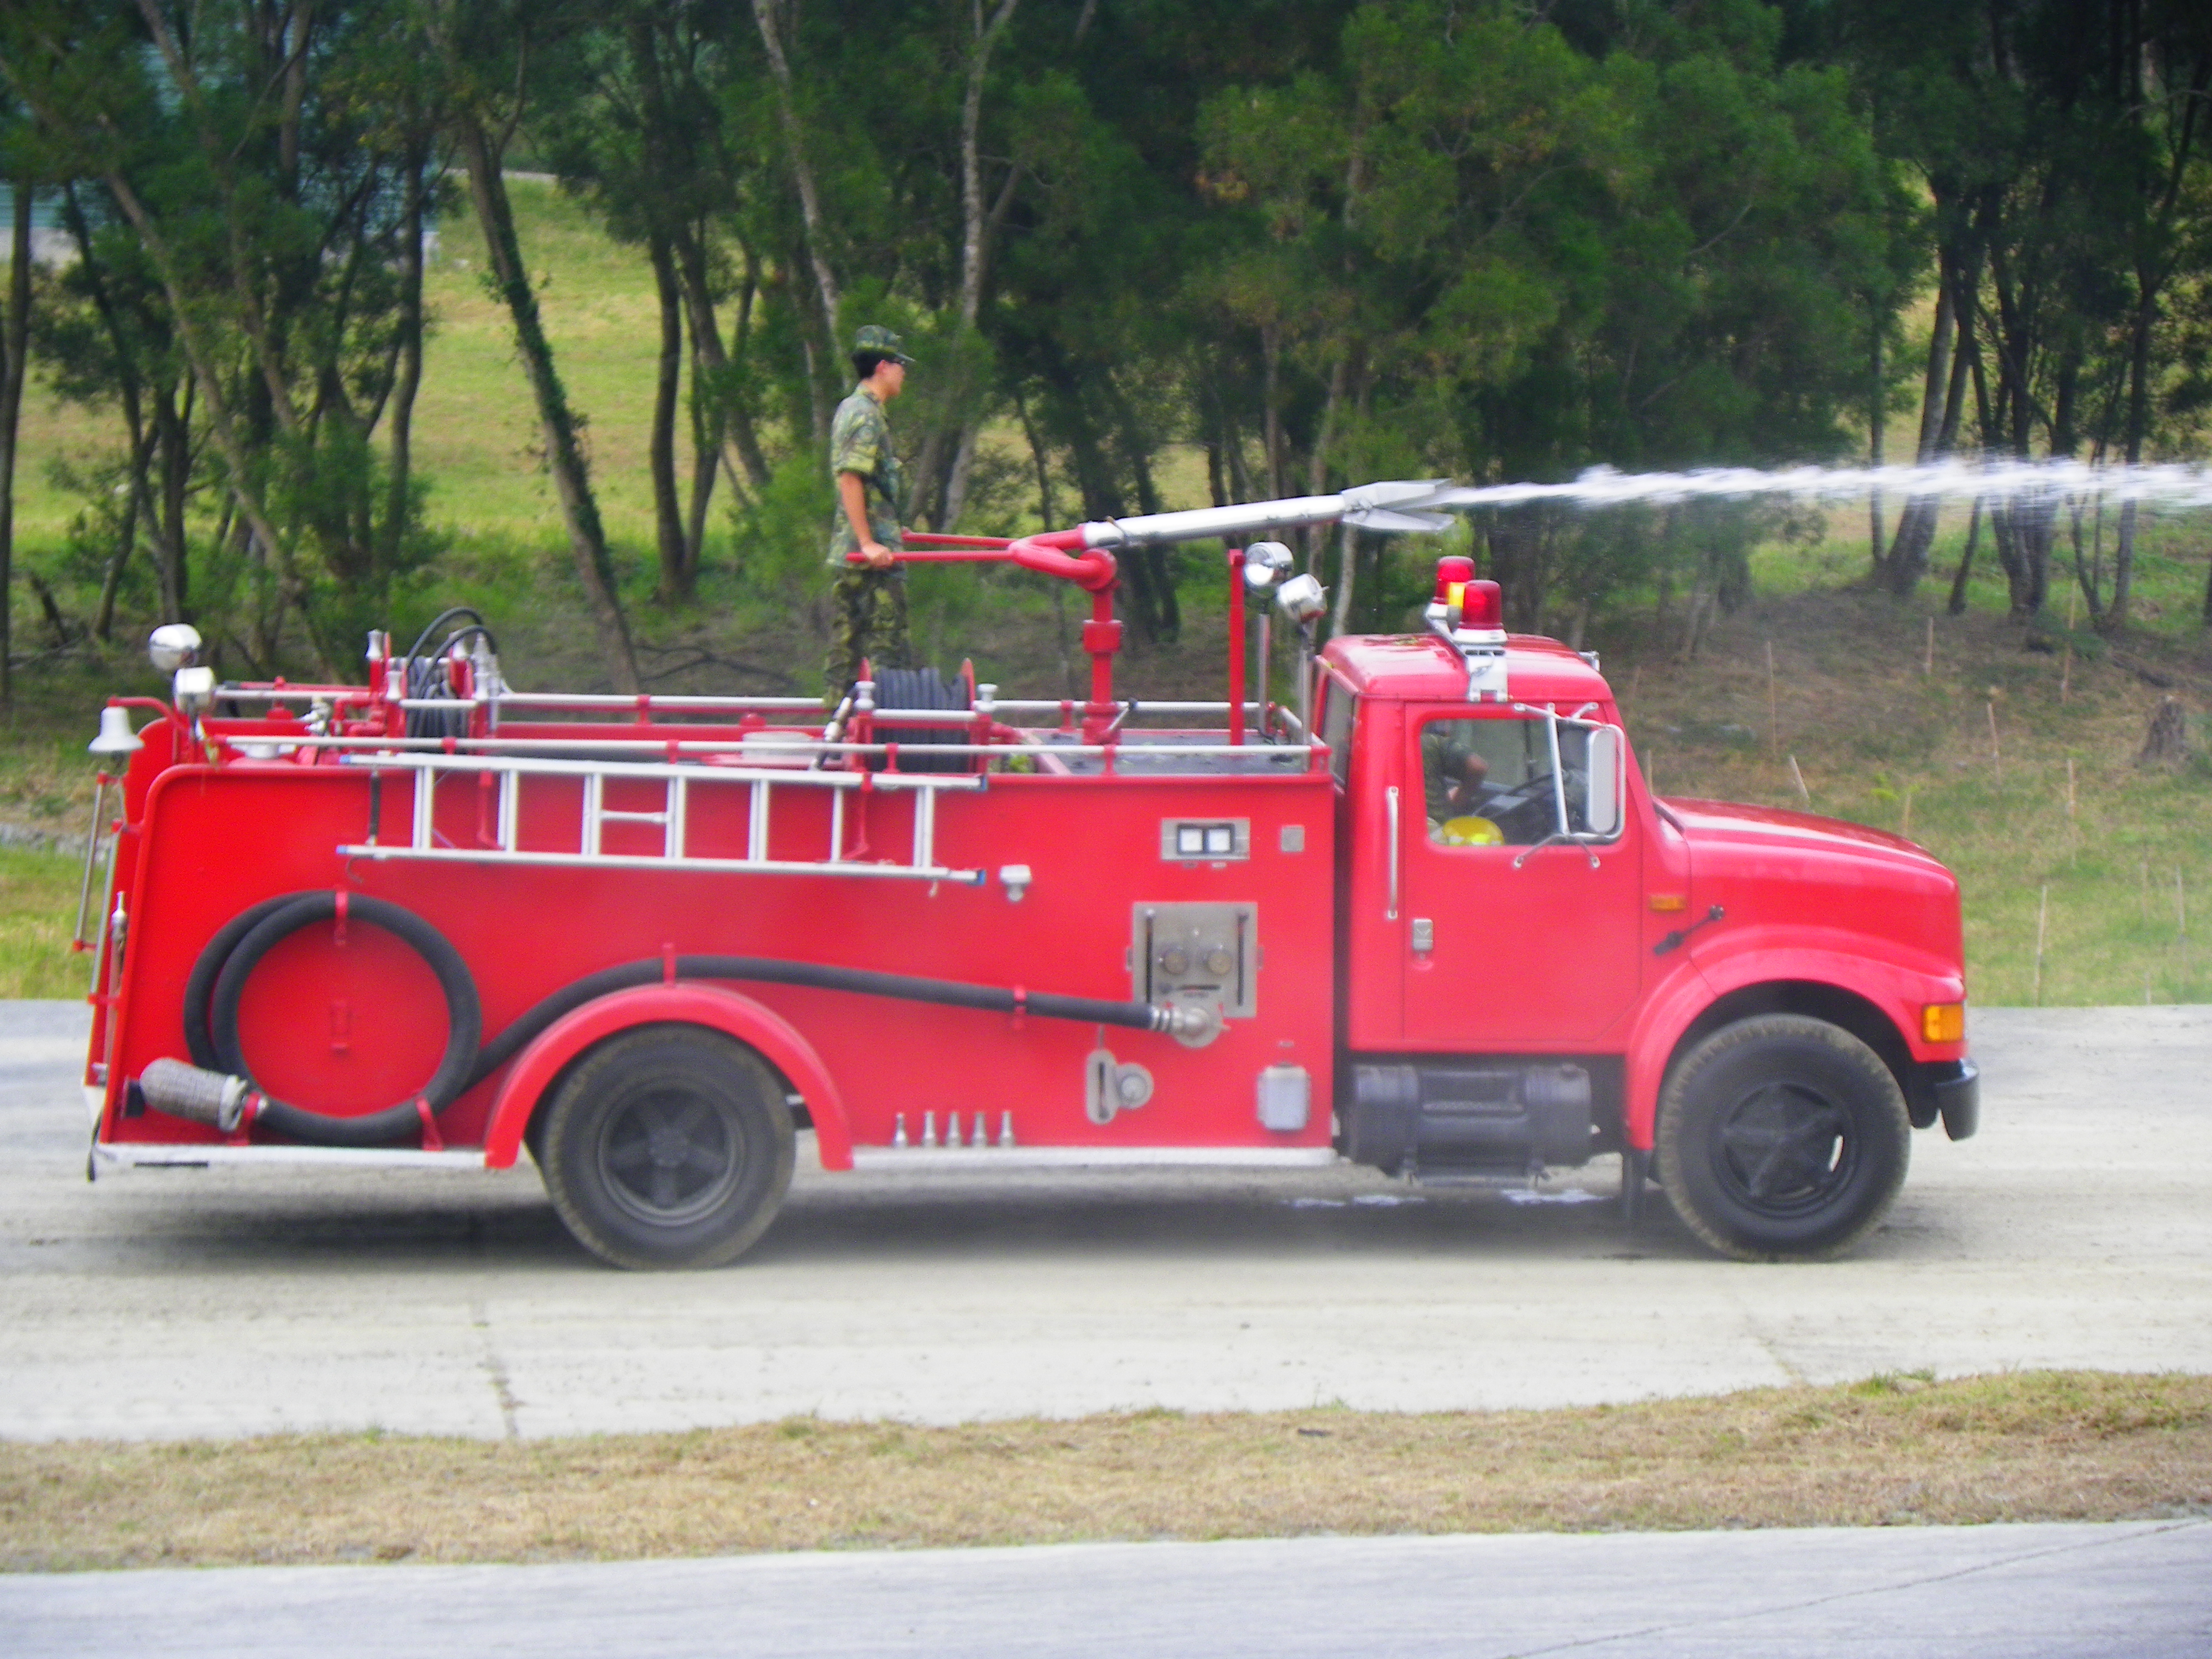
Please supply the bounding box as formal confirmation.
[1418,713,1602,847]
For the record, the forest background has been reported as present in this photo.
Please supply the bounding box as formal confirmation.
[0,0,2208,1005]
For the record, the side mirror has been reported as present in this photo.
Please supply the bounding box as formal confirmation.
[1584,727,1623,837]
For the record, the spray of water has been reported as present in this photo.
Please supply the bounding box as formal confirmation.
[1427,458,2212,513]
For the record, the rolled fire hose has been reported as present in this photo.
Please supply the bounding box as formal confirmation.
[149,890,1214,1146]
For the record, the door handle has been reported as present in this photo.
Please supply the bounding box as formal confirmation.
[1411,917,1433,953]
[1385,786,1400,921]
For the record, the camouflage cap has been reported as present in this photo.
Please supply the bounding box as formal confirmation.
[852,324,915,366]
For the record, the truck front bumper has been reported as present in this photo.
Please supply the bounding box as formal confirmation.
[1908,1058,1979,1142]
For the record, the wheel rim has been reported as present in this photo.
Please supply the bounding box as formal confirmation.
[596,1082,747,1226]
[1709,1081,1858,1218]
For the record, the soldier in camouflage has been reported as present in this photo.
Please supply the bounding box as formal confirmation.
[825,325,916,695]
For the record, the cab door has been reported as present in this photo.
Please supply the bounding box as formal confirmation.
[1395,705,1642,1048]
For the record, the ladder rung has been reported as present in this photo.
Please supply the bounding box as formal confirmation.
[358,753,979,879]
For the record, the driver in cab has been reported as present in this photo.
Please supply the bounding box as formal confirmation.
[1423,722,1506,846]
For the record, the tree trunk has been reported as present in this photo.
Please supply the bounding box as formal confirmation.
[1947,495,1981,615]
[684,337,719,576]
[911,0,1021,526]
[0,180,33,709]
[456,118,638,690]
[2136,697,2187,766]
[1260,324,1286,500]
[674,228,770,491]
[1882,256,1968,596]
[155,380,192,620]
[97,425,159,641]
[1328,521,1355,639]
[1868,305,1885,572]
[646,229,689,600]
[2107,291,2155,632]
[750,0,842,371]
[383,148,427,570]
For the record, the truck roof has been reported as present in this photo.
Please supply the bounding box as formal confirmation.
[1322,633,1613,706]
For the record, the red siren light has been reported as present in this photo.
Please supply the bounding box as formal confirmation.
[1432,556,1476,609]
[1459,578,1504,632]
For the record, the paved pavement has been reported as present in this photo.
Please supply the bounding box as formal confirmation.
[2,1003,2208,1438]
[6,1521,2209,1657]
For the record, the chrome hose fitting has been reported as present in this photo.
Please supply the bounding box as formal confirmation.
[138,1058,253,1134]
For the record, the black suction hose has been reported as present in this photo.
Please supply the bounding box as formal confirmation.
[191,891,482,1147]
[186,894,1172,1147]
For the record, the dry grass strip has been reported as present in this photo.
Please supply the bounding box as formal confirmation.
[5,1370,2209,1571]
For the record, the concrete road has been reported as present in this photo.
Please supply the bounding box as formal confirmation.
[6,1522,2209,1658]
[1,1003,2208,1439]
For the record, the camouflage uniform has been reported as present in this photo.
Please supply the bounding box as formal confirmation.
[825,327,913,693]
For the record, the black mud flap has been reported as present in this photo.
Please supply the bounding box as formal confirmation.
[1913,1057,1979,1142]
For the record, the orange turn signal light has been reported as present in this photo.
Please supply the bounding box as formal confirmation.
[1922,1003,1965,1044]
[1649,894,1688,912]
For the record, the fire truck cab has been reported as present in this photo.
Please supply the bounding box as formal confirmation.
[75,486,1978,1269]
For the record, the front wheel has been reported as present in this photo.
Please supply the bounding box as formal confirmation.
[1656,1014,1910,1262]
[538,1025,796,1270]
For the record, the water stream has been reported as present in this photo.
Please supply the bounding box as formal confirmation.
[1431,459,2212,513]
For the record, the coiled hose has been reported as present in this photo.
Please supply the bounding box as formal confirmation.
[869,665,971,774]
[181,890,1182,1147]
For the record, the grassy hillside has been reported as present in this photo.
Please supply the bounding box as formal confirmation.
[3,181,2207,1006]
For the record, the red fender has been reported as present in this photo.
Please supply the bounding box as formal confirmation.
[481,983,851,1171]
[1620,927,1968,1149]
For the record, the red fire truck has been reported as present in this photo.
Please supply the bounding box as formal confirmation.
[74,482,1977,1269]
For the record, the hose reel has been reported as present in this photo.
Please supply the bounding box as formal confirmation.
[867,662,974,774]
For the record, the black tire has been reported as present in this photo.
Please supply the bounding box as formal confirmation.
[536,1025,795,1271]
[1655,1014,1910,1262]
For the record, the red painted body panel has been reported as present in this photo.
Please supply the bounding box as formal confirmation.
[479,983,851,1170]
[94,745,1338,1156]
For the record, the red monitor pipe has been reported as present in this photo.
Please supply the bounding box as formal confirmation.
[851,530,1123,737]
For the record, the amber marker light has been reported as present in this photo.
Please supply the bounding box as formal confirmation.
[1922,1003,1965,1044]
[1649,894,1688,912]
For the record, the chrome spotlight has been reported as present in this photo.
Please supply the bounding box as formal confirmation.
[1275,572,1327,623]
[148,623,202,673]
[1242,541,1295,591]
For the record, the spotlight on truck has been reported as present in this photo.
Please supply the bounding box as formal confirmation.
[148,623,202,672]
[1274,572,1327,623]
[1243,541,1295,591]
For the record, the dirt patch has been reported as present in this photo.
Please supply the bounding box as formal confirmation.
[4,1370,2207,1571]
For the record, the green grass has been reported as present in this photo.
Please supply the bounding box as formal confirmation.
[0,847,93,998]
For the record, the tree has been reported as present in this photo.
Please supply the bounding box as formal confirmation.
[424,0,640,690]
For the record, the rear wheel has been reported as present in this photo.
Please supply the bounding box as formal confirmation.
[1656,1014,1909,1262]
[538,1025,795,1270]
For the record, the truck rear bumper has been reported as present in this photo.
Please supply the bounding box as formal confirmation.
[91,1141,492,1173]
[1909,1058,1979,1142]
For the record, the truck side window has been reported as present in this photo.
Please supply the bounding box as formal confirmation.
[1321,680,1357,787]
[1418,713,1604,847]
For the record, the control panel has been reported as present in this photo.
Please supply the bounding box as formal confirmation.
[1132,901,1258,1019]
